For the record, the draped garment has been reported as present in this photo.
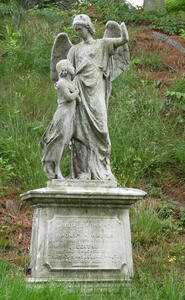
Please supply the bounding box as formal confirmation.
[68,39,115,180]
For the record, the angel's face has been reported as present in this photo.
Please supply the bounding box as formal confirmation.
[74,24,90,40]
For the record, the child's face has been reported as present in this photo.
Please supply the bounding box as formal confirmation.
[59,67,67,77]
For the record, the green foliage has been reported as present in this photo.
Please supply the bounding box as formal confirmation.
[109,67,185,186]
[180,29,185,40]
[125,9,184,35]
[149,16,185,35]
[131,201,174,245]
[178,207,185,228]
[166,91,185,111]
[0,136,17,188]
[166,91,185,101]
[77,1,185,35]
[0,254,184,299]
[0,3,184,299]
[0,0,184,189]
[171,75,185,94]
[165,0,185,12]
[0,236,14,249]
[157,200,185,229]
[0,67,72,189]
[0,0,26,34]
[132,50,164,71]
[165,75,185,123]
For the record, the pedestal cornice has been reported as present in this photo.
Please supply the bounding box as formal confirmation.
[20,184,146,208]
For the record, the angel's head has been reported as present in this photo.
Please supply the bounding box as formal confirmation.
[73,14,95,38]
[56,59,75,79]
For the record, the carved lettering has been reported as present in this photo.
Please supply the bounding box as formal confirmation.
[45,216,125,270]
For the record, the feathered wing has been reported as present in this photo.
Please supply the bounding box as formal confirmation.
[50,33,73,83]
[103,21,130,81]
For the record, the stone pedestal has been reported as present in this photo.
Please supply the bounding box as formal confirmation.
[20,180,146,287]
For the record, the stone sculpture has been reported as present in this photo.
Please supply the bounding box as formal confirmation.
[40,14,130,181]
[21,16,147,286]
[40,59,80,180]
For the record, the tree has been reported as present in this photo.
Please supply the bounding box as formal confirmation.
[144,0,165,11]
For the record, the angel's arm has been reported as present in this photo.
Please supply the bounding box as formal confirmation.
[104,22,129,49]
[67,47,76,70]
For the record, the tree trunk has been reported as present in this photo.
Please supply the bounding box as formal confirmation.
[144,0,165,11]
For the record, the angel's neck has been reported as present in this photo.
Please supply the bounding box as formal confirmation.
[83,36,94,44]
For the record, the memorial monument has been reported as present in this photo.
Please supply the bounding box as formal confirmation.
[20,14,146,288]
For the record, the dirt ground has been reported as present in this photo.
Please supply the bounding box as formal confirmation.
[131,26,185,86]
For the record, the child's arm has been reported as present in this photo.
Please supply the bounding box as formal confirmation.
[57,80,79,102]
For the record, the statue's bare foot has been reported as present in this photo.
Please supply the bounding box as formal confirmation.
[77,173,91,180]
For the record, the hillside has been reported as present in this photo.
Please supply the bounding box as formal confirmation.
[0,1,185,299]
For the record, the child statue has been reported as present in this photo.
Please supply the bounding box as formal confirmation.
[40,59,80,180]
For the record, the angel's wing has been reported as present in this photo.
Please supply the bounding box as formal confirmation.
[103,21,130,81]
[50,33,73,83]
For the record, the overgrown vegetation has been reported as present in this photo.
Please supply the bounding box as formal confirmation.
[0,1,185,188]
[76,0,185,35]
[166,0,185,13]
[0,0,184,298]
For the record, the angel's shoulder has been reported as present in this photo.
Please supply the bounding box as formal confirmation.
[70,43,80,51]
[98,38,110,49]
[67,43,77,56]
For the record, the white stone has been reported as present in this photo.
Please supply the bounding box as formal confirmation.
[20,185,146,286]
[39,14,130,182]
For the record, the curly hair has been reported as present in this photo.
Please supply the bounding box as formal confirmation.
[73,14,95,36]
[56,59,75,76]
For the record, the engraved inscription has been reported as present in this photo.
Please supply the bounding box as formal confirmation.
[45,216,124,270]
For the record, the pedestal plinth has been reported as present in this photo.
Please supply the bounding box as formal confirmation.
[20,180,146,287]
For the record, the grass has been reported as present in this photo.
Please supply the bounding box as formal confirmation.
[0,3,184,189]
[0,256,184,300]
[109,68,185,186]
[1,39,185,188]
[0,1,185,299]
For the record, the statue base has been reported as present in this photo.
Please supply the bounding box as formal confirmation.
[20,180,146,288]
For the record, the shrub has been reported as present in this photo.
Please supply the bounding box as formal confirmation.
[166,0,185,12]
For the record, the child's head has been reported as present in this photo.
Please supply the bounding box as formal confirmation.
[56,59,75,78]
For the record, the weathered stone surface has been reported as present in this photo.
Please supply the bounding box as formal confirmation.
[40,59,79,180]
[45,216,124,270]
[20,185,146,286]
[40,14,130,182]
[21,185,146,207]
[47,179,117,188]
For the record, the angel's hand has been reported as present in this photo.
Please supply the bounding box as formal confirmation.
[120,22,129,43]
[103,21,129,49]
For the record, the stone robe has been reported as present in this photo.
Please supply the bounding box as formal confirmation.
[68,39,115,180]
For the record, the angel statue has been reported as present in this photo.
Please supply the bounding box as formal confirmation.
[40,14,130,182]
